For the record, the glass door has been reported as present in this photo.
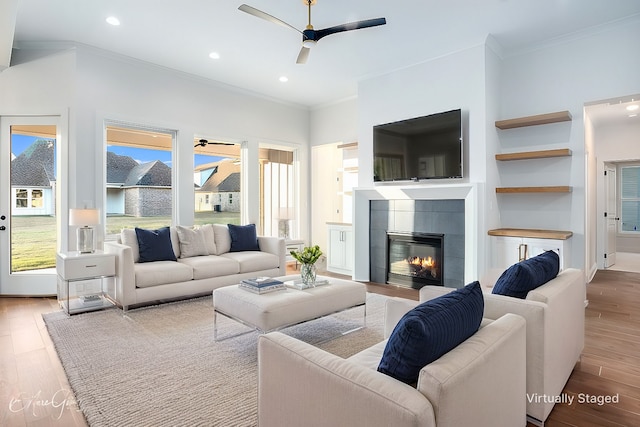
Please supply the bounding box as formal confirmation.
[0,116,61,295]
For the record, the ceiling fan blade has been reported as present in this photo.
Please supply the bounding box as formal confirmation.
[314,17,386,41]
[238,4,302,34]
[296,47,310,64]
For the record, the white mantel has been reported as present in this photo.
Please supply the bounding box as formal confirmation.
[352,182,485,285]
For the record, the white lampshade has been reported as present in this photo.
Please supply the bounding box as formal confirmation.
[69,209,100,253]
[69,209,100,226]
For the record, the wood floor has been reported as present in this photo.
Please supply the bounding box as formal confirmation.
[0,270,638,426]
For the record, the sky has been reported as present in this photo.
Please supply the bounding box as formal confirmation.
[12,135,225,167]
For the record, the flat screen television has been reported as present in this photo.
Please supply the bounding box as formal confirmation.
[373,109,462,182]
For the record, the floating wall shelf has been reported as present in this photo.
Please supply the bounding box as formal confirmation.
[488,228,573,240]
[496,186,572,194]
[495,148,572,161]
[495,111,572,130]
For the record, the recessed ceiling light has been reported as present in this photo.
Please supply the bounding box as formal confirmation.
[279,76,289,83]
[106,16,120,26]
[626,104,639,111]
[209,52,220,60]
[629,114,638,118]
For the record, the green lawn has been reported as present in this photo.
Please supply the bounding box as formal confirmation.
[11,212,241,272]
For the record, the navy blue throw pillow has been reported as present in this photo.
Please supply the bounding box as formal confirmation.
[135,227,177,263]
[228,224,260,252]
[378,281,484,385]
[492,250,560,299]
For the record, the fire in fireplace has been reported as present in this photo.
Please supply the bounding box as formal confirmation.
[387,232,444,289]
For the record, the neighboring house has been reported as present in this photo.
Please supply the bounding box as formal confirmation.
[10,139,55,216]
[106,151,172,217]
[195,159,240,213]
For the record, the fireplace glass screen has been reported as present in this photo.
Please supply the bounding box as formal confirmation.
[387,232,443,289]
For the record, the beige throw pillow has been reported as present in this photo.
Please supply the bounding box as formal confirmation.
[176,226,209,258]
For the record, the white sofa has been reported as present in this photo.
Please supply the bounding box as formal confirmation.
[257,298,527,427]
[104,224,285,311]
[420,267,586,425]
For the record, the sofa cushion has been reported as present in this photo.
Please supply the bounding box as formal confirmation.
[135,227,177,263]
[492,250,560,299]
[178,255,239,280]
[212,224,232,255]
[228,223,260,252]
[200,224,217,255]
[220,251,280,273]
[377,281,483,384]
[134,260,193,288]
[176,225,209,258]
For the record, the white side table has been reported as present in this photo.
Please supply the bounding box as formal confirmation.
[285,239,305,269]
[56,251,116,315]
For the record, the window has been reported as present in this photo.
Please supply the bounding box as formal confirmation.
[259,145,297,239]
[31,189,43,208]
[15,189,28,208]
[104,124,175,236]
[621,165,640,232]
[193,138,241,226]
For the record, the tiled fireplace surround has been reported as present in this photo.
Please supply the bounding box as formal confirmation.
[370,199,465,288]
[353,184,482,288]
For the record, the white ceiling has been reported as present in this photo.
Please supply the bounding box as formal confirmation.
[7,0,640,118]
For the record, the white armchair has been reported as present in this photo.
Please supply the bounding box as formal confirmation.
[419,267,586,424]
[257,297,527,427]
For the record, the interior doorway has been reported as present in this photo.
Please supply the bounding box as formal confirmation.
[586,94,640,275]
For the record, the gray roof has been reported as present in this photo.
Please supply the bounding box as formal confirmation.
[124,160,172,186]
[106,151,171,187]
[217,172,240,192]
[106,151,139,184]
[11,139,55,187]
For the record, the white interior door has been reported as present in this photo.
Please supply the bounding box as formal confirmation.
[0,116,61,295]
[604,165,618,268]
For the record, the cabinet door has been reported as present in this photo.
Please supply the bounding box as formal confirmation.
[491,236,522,270]
[327,228,346,270]
[523,238,564,270]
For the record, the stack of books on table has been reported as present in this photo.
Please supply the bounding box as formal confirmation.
[239,277,286,294]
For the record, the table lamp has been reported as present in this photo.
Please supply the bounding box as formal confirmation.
[69,208,100,253]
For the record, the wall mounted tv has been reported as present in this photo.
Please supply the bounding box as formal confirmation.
[373,109,463,182]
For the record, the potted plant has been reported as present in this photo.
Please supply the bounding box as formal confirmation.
[290,245,323,287]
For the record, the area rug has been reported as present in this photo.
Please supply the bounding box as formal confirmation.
[43,293,388,427]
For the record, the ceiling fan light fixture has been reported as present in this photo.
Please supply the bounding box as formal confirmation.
[302,39,316,48]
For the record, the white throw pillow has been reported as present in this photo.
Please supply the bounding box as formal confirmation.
[200,224,217,255]
[212,224,232,255]
[176,226,209,258]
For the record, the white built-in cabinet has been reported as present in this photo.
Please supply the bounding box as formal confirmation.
[488,229,572,271]
[327,223,353,275]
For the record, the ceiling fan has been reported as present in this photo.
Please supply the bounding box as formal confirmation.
[194,139,235,147]
[238,1,386,64]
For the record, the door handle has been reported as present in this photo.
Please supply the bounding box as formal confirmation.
[518,243,528,262]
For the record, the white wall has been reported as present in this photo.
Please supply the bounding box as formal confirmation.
[498,16,640,271]
[310,98,357,147]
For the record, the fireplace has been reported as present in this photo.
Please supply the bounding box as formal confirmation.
[387,232,444,289]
